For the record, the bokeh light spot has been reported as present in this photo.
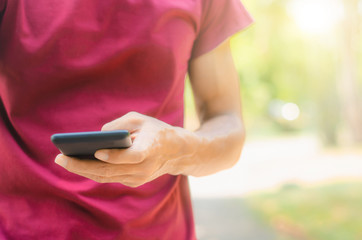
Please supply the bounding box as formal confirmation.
[281,103,300,121]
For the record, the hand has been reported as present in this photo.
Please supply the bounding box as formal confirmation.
[55,40,246,186]
[55,112,197,188]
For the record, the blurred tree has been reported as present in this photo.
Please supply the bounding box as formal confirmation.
[229,0,362,146]
[232,0,339,139]
[338,0,362,143]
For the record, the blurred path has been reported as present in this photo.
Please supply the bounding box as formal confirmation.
[190,135,362,198]
[190,135,362,239]
[193,198,276,240]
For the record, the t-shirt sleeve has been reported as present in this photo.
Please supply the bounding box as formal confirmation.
[191,0,253,59]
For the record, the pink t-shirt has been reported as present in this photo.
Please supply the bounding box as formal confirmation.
[0,0,252,239]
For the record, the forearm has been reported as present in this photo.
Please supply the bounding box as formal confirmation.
[169,112,245,177]
[172,39,246,177]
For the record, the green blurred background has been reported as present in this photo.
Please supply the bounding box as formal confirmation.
[186,0,362,239]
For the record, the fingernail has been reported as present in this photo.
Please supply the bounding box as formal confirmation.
[55,155,68,168]
[95,151,109,161]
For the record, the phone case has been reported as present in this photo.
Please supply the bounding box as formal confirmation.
[51,130,132,159]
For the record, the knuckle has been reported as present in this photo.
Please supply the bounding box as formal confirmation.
[101,123,113,131]
[124,111,138,119]
[93,176,107,183]
[133,151,146,163]
[137,175,149,185]
[122,181,137,188]
[131,181,144,188]
[101,167,113,177]
[122,177,145,188]
[142,167,153,178]
[124,112,145,123]
[129,183,140,188]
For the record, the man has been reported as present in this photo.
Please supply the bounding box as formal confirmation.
[0,0,252,239]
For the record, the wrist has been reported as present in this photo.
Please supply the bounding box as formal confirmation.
[160,126,201,176]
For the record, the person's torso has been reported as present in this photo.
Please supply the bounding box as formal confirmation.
[0,1,200,239]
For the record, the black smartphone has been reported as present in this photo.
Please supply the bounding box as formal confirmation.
[51,130,132,159]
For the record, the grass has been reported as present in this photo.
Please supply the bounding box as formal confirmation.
[244,182,362,240]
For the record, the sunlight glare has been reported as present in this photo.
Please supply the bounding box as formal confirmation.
[287,0,344,35]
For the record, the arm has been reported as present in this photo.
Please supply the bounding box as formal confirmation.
[186,39,245,176]
[55,39,246,186]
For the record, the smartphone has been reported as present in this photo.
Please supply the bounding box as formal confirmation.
[51,130,132,159]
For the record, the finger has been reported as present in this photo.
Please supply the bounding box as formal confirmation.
[55,154,104,174]
[94,141,148,164]
[95,127,151,164]
[55,154,135,177]
[72,171,111,183]
[73,172,146,188]
[101,112,144,132]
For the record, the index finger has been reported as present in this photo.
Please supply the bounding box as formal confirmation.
[94,145,147,164]
[101,112,144,132]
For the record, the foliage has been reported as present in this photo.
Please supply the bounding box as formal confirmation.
[229,0,362,144]
[245,182,362,240]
